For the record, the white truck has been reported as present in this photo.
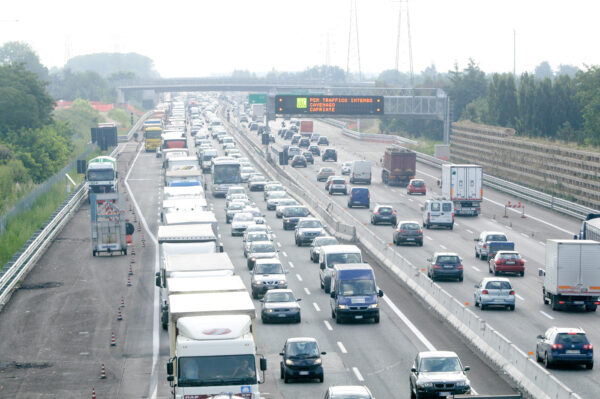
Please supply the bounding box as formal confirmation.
[541,239,600,312]
[90,192,129,256]
[166,314,266,399]
[251,104,265,122]
[161,198,208,222]
[163,186,205,200]
[87,156,117,194]
[441,164,483,216]
[157,252,235,329]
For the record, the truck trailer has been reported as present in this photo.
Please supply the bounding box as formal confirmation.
[441,164,483,216]
[381,147,416,186]
[541,239,600,311]
[90,193,127,256]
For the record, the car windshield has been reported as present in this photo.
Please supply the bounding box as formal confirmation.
[248,233,269,242]
[246,226,268,234]
[228,203,245,210]
[419,357,462,372]
[299,220,322,228]
[88,169,114,181]
[339,279,377,296]
[265,292,295,302]
[328,253,361,266]
[250,176,266,182]
[556,333,589,346]
[251,243,276,253]
[401,223,420,230]
[412,180,424,187]
[178,354,257,387]
[269,192,287,199]
[287,341,319,357]
[315,237,338,246]
[499,253,521,260]
[278,200,297,207]
[436,256,460,264]
[254,263,283,274]
[484,280,512,290]
[233,213,254,222]
[378,207,393,215]
[283,207,309,217]
[228,188,245,196]
[487,235,507,241]
[266,185,284,191]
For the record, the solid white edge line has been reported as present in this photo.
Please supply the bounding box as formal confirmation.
[426,236,433,241]
[466,229,473,234]
[337,341,348,354]
[123,144,160,399]
[313,302,321,312]
[516,294,525,301]
[382,296,436,351]
[352,367,364,382]
[324,320,333,331]
[440,244,447,250]
[277,242,282,248]
[520,233,529,238]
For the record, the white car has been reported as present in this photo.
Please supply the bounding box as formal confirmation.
[341,161,352,175]
[231,212,257,236]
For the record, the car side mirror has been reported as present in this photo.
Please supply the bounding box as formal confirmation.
[279,352,284,356]
[330,292,336,299]
[166,361,173,375]
[426,257,432,262]
[473,238,479,241]
[378,289,384,297]
[411,367,417,373]
[155,273,161,288]
[464,366,470,372]
[297,298,302,301]
[259,299,264,302]
[277,249,280,252]
[321,351,327,355]
[260,357,267,371]
[474,284,479,288]
[320,262,325,270]
[537,335,544,339]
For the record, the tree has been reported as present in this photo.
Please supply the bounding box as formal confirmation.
[533,78,553,136]
[517,72,536,133]
[65,52,159,79]
[534,61,554,80]
[0,41,49,82]
[575,65,600,145]
[557,64,579,78]
[376,69,411,87]
[487,73,517,127]
[447,59,487,121]
[0,64,54,133]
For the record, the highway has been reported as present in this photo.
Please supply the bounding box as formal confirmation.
[0,106,518,398]
[234,114,597,398]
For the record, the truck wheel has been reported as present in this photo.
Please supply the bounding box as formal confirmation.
[551,296,560,311]
[92,250,96,257]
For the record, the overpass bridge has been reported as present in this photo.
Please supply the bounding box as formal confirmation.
[118,79,451,143]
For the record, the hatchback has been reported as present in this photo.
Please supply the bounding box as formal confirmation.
[393,221,423,246]
[322,148,337,162]
[303,151,314,164]
[284,130,295,140]
[291,135,301,145]
[309,145,321,156]
[427,252,464,281]
[317,167,335,182]
[309,236,339,263]
[326,177,347,195]
[299,138,310,148]
[407,178,426,195]
[311,133,321,142]
[318,136,329,146]
[291,155,307,168]
[341,161,352,175]
[280,337,326,383]
[489,251,525,276]
[536,327,593,369]
[324,386,374,399]
[474,277,515,310]
[371,205,397,225]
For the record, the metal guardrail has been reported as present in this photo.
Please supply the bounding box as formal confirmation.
[0,113,148,310]
[321,119,597,220]
[228,112,582,399]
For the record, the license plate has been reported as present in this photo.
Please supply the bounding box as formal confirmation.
[506,261,515,265]
[299,371,309,375]
[278,314,287,317]
[355,315,363,319]
[439,393,451,397]
[574,301,584,305]
[566,350,580,354]
[494,299,504,302]
[406,238,415,241]
[443,265,454,269]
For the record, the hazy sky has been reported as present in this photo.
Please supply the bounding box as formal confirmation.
[2,0,599,78]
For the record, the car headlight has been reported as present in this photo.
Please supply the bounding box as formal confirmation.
[314,358,322,365]
[255,281,263,285]
[368,303,378,308]
[285,359,294,366]
[250,257,256,261]
[338,305,348,309]
[278,280,287,285]
[455,380,468,387]
[418,382,433,388]
[265,309,274,313]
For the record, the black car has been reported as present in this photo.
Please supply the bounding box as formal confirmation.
[318,136,329,146]
[427,252,464,282]
[309,145,321,157]
[284,130,295,140]
[322,148,337,162]
[291,155,307,168]
[371,205,397,225]
[302,151,314,164]
[282,206,310,230]
[410,351,471,398]
[299,137,310,148]
[280,338,326,383]
[536,327,593,369]
[291,135,301,145]
[393,221,423,246]
[310,133,321,142]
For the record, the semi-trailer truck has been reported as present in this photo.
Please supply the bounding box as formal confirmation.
[441,164,483,216]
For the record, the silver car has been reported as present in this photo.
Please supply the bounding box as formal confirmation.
[264,184,285,200]
[266,192,289,210]
[243,232,272,257]
[247,241,279,270]
[276,200,300,218]
[295,217,326,246]
[260,289,301,323]
[341,161,352,175]
[474,277,515,311]
[225,201,247,223]
[231,212,256,236]
[250,258,287,298]
[309,236,339,263]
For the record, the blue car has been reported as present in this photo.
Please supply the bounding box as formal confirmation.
[536,327,593,369]
[347,187,370,208]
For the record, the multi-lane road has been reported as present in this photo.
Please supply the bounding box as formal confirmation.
[0,104,593,399]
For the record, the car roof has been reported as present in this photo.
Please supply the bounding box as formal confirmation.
[496,251,519,255]
[552,327,586,334]
[298,217,320,222]
[264,288,292,294]
[398,220,420,225]
[374,204,393,208]
[286,337,318,343]
[329,386,372,396]
[482,231,506,236]
[432,252,460,257]
[419,351,459,358]
[254,257,281,265]
[321,245,361,254]
[251,240,275,246]
[481,277,511,284]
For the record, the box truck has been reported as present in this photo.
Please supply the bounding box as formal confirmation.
[441,164,483,216]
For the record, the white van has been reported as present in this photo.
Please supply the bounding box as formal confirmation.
[318,245,362,293]
[422,199,454,230]
[350,160,372,184]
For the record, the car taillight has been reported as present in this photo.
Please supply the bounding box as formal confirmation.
[552,344,564,350]
[401,230,407,233]
[584,344,593,350]
[418,230,423,234]
[457,264,463,270]
[482,290,489,295]
[433,264,441,269]
[452,213,455,220]
[509,290,515,295]
[496,260,504,265]
[427,212,430,221]
[483,244,487,249]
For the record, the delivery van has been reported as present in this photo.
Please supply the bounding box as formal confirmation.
[330,263,383,324]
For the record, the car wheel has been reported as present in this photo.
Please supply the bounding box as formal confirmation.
[475,250,479,258]
[331,309,335,318]
[520,271,525,277]
[418,240,423,247]
[481,254,488,261]
[335,312,343,324]
[319,374,324,383]
[348,203,352,208]
[252,289,258,299]
[544,353,552,369]
[535,349,541,362]
[474,298,479,307]
[458,275,463,282]
[324,282,331,294]
[481,303,486,311]
[586,362,594,370]
[320,278,324,289]
[411,388,417,399]
[374,315,380,323]
[494,269,499,276]
[509,305,515,311]
[296,315,301,323]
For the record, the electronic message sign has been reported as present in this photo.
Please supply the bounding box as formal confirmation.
[275,95,383,116]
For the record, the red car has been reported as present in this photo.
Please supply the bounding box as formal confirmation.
[489,251,525,276]
[407,179,426,195]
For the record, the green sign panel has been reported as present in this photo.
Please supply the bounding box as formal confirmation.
[249,94,267,104]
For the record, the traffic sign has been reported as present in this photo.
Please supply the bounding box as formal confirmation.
[249,94,267,104]
[275,95,384,116]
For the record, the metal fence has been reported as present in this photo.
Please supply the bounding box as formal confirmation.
[228,114,582,399]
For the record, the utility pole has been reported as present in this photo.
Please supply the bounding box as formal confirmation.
[393,0,414,87]
[346,0,362,81]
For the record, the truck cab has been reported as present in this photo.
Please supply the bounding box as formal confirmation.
[329,263,383,324]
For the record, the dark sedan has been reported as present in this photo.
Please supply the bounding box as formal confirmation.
[302,151,314,165]
[261,289,301,323]
[291,155,307,168]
